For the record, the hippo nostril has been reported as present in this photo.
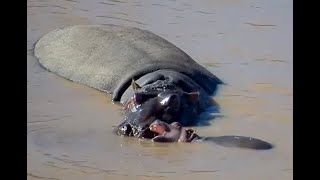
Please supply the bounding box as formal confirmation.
[118,124,133,136]
[121,124,128,131]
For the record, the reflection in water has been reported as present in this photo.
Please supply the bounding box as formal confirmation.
[170,8,184,12]
[28,0,292,179]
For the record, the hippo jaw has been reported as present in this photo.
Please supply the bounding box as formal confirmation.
[113,80,200,139]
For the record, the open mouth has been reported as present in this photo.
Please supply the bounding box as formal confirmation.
[114,121,161,139]
[149,123,166,135]
[120,122,168,139]
[147,123,170,141]
[136,126,158,139]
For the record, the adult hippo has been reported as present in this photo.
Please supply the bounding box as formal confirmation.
[149,120,273,150]
[34,25,222,138]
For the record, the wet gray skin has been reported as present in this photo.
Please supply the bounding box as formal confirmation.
[149,120,273,150]
[34,25,222,139]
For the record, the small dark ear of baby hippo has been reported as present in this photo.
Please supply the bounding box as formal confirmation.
[185,128,199,141]
[170,122,182,128]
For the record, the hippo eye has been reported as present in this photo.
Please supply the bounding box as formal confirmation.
[134,93,157,105]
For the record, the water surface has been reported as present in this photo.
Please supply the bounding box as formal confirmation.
[27,0,293,179]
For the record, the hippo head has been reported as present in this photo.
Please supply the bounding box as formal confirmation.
[114,80,200,139]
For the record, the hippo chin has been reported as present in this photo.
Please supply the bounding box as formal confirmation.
[35,25,222,139]
[149,120,273,150]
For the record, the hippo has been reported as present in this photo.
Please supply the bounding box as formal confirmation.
[34,24,272,149]
[149,120,273,150]
[34,24,222,138]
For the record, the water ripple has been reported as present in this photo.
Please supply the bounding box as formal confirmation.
[195,10,215,15]
[245,22,277,27]
[98,2,116,5]
[96,15,147,25]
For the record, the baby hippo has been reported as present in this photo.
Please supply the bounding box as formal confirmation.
[149,120,273,150]
[149,120,199,142]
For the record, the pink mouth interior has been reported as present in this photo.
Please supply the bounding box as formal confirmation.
[150,124,166,135]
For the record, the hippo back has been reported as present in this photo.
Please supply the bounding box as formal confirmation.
[34,25,221,102]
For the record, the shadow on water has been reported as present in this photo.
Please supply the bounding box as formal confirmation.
[189,99,274,150]
[195,99,222,127]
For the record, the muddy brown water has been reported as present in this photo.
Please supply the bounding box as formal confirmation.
[27,0,292,179]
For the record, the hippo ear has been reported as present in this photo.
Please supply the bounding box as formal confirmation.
[171,122,182,128]
[131,79,141,92]
[187,92,199,104]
